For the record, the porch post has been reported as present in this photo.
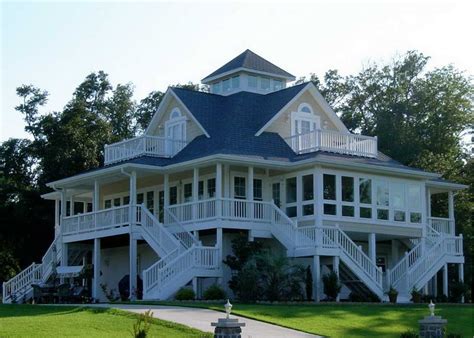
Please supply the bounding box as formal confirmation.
[442,263,448,297]
[223,164,230,198]
[193,168,199,219]
[313,255,321,302]
[92,238,101,300]
[459,263,464,303]
[129,171,137,227]
[93,180,100,212]
[426,187,431,219]
[368,233,376,264]
[247,166,254,219]
[216,163,222,218]
[129,234,138,301]
[164,174,170,223]
[391,240,398,267]
[314,167,323,227]
[69,194,74,216]
[333,256,340,302]
[448,191,455,235]
[60,189,67,224]
[54,199,60,236]
[216,228,223,285]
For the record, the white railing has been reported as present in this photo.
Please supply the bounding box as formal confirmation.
[143,245,219,296]
[62,205,130,235]
[164,209,201,249]
[3,234,62,303]
[167,199,217,224]
[285,129,378,158]
[104,135,187,165]
[429,217,454,235]
[140,206,182,255]
[222,198,271,222]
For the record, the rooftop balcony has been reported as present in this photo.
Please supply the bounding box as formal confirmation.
[104,135,186,165]
[285,129,378,158]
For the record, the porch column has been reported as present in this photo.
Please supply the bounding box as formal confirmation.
[192,278,198,299]
[333,256,340,302]
[69,195,74,216]
[223,164,230,198]
[60,189,67,225]
[314,167,323,227]
[426,187,431,219]
[92,238,101,300]
[82,202,87,214]
[54,199,60,236]
[442,263,448,297]
[247,166,254,217]
[164,174,170,223]
[391,240,398,267]
[313,255,321,302]
[216,228,223,285]
[193,168,199,219]
[368,233,376,264]
[448,191,455,235]
[129,234,138,301]
[459,263,464,303]
[93,180,100,212]
[216,163,222,218]
[434,273,438,297]
[129,171,137,227]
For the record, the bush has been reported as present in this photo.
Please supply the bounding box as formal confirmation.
[203,284,226,300]
[386,286,398,304]
[400,330,419,338]
[322,271,341,301]
[446,333,462,338]
[449,281,468,303]
[131,309,153,338]
[411,288,422,303]
[305,265,313,301]
[175,288,195,301]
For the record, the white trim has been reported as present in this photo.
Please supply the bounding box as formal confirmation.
[255,83,349,136]
[145,88,210,138]
[202,66,295,84]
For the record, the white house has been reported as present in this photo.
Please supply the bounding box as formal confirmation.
[2,50,466,303]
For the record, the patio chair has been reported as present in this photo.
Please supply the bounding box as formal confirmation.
[56,284,72,303]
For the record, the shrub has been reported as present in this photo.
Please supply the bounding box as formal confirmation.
[446,333,462,338]
[449,281,468,303]
[400,330,419,338]
[305,265,313,301]
[322,271,341,301]
[175,288,195,301]
[100,283,120,302]
[349,292,365,302]
[131,309,153,338]
[386,286,398,304]
[203,284,226,300]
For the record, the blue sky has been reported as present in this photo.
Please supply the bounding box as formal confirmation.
[1,0,473,141]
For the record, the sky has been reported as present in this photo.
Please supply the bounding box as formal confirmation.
[1,0,473,141]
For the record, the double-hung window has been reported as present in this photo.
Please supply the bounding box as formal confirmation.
[341,176,355,217]
[408,185,422,223]
[323,174,337,215]
[302,174,314,216]
[359,178,372,218]
[375,180,389,220]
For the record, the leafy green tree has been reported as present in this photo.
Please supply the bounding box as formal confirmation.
[136,91,164,133]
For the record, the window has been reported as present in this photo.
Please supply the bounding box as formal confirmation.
[273,80,283,90]
[261,77,270,90]
[184,183,193,202]
[286,206,297,218]
[113,198,121,207]
[232,76,240,89]
[104,200,112,209]
[234,177,246,199]
[165,108,186,154]
[303,204,314,216]
[272,183,281,208]
[375,180,389,220]
[359,178,372,204]
[391,182,405,222]
[286,177,297,203]
[341,176,354,202]
[324,204,336,215]
[302,175,314,201]
[198,181,204,199]
[207,178,216,198]
[360,207,372,218]
[147,191,154,213]
[123,196,130,205]
[298,103,313,114]
[137,193,144,205]
[408,185,422,223]
[87,203,93,213]
[323,174,336,200]
[253,179,263,201]
[376,257,386,272]
[342,205,354,217]
[212,82,221,93]
[222,78,231,92]
[248,75,257,88]
[158,190,164,223]
[66,201,71,216]
[169,187,177,205]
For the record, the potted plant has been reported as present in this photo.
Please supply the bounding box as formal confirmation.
[411,288,422,303]
[386,286,398,304]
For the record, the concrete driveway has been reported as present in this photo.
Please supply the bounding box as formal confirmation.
[94,304,321,338]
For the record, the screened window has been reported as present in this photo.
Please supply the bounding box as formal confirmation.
[273,80,283,90]
[286,177,297,203]
[222,78,231,92]
[408,185,422,223]
[323,174,336,200]
[232,76,240,89]
[248,75,257,88]
[261,77,270,90]
[302,174,314,201]
[376,181,389,207]
[391,183,405,222]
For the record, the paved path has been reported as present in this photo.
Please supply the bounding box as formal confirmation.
[93,304,320,338]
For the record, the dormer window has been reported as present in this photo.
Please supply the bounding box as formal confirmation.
[273,80,283,91]
[165,108,186,155]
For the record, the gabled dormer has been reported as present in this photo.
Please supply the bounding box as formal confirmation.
[202,49,295,95]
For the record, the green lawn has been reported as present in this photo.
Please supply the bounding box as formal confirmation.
[0,304,211,338]
[146,301,474,338]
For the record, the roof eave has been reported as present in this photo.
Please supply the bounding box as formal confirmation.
[201,67,296,84]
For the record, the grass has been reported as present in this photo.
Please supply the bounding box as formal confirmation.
[0,304,212,338]
[138,301,474,338]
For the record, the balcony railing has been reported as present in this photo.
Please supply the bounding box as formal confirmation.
[428,217,455,235]
[104,135,187,165]
[285,129,378,158]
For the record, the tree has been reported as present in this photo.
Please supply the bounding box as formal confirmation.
[136,91,164,133]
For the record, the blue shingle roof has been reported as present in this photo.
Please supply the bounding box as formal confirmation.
[202,49,295,82]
